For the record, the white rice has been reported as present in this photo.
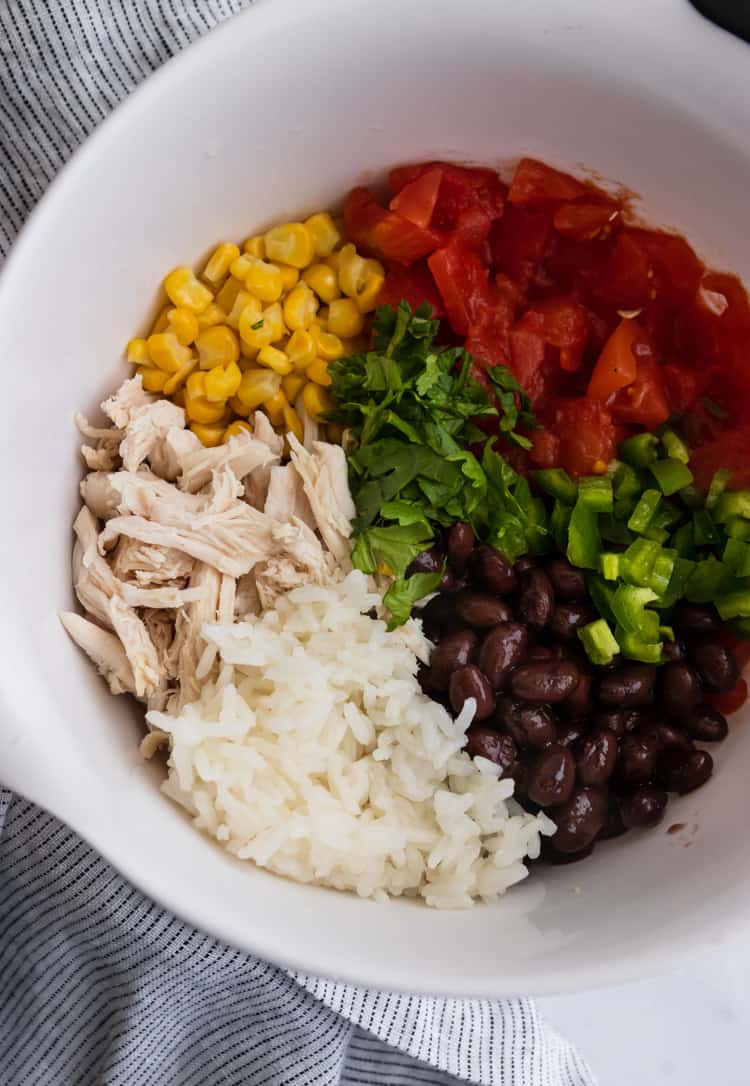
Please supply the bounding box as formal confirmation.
[148,570,555,907]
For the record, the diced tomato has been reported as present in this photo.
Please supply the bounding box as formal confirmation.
[720,628,750,672]
[707,678,748,717]
[529,427,560,468]
[428,240,490,335]
[389,167,442,229]
[344,187,441,264]
[608,354,670,429]
[661,363,704,414]
[587,318,641,399]
[549,398,618,478]
[553,201,619,239]
[629,228,703,300]
[389,163,506,228]
[508,158,587,206]
[690,425,750,491]
[452,206,493,251]
[465,277,519,372]
[508,327,549,405]
[490,205,553,290]
[518,297,590,372]
[378,261,445,317]
[594,230,653,309]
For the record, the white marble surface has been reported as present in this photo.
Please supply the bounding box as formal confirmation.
[539,932,750,1084]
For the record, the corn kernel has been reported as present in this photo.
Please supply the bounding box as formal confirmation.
[197,302,226,329]
[275,263,300,291]
[304,212,341,257]
[223,419,253,442]
[302,263,340,304]
[265,223,314,269]
[229,394,251,417]
[236,367,282,410]
[184,372,228,424]
[286,329,317,371]
[195,324,240,370]
[190,422,225,447]
[137,365,168,392]
[163,357,198,396]
[147,332,193,374]
[325,251,342,273]
[354,266,385,313]
[314,306,329,327]
[126,337,149,366]
[283,282,318,331]
[302,381,333,420]
[215,276,242,315]
[243,235,266,259]
[164,266,213,314]
[257,345,292,376]
[230,253,256,282]
[168,306,200,346]
[282,403,305,443]
[310,326,344,361]
[239,304,274,351]
[263,302,286,341]
[150,304,171,334]
[204,360,242,402]
[203,243,240,286]
[307,358,332,386]
[282,373,306,402]
[327,297,365,338]
[264,389,288,427]
[230,292,262,334]
[337,244,365,298]
[245,258,283,303]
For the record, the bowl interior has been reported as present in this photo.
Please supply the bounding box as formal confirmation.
[1,0,749,995]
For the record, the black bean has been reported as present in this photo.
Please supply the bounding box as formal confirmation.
[406,547,443,577]
[429,629,479,691]
[518,568,555,629]
[597,664,656,708]
[617,733,659,787]
[495,696,523,734]
[478,623,531,688]
[575,728,618,788]
[472,545,517,595]
[516,705,558,749]
[464,728,518,777]
[620,788,668,829]
[528,644,555,661]
[416,594,460,639]
[685,705,729,743]
[672,602,722,641]
[510,659,580,703]
[639,721,694,753]
[688,641,740,694]
[446,522,475,575]
[558,722,587,748]
[449,665,495,721]
[548,601,595,640]
[657,662,702,719]
[514,556,536,576]
[560,671,593,719]
[599,796,628,840]
[551,787,608,853]
[662,639,687,664]
[438,568,459,593]
[540,840,595,865]
[593,709,644,737]
[546,558,587,600]
[661,748,714,794]
[527,744,576,807]
[455,592,513,629]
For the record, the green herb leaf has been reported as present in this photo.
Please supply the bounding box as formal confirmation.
[383,570,443,630]
[351,522,434,580]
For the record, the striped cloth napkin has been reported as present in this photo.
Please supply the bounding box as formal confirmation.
[0,4,596,1083]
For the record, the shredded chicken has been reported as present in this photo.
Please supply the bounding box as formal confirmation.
[264,464,316,530]
[151,427,202,482]
[111,538,194,586]
[178,429,279,494]
[119,398,186,473]
[287,435,356,565]
[101,375,154,429]
[59,612,136,695]
[168,561,222,710]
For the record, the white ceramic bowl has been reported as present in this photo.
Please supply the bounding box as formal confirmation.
[1,0,749,997]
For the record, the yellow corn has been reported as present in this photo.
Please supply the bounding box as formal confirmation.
[164,266,213,313]
[286,328,317,371]
[203,242,240,286]
[204,360,242,402]
[215,276,242,315]
[190,422,226,447]
[310,326,344,361]
[263,389,288,427]
[337,247,385,310]
[325,251,342,274]
[243,235,266,259]
[195,325,240,370]
[263,302,286,341]
[223,419,253,442]
[147,332,193,374]
[231,253,258,282]
[282,403,305,443]
[282,372,306,402]
[304,212,341,257]
[150,304,171,334]
[302,263,340,304]
[168,306,200,346]
[264,223,314,269]
[283,282,318,331]
[307,358,332,386]
[236,367,282,410]
[239,305,274,351]
[257,345,292,376]
[354,266,385,312]
[337,245,365,298]
[184,372,228,423]
[126,337,149,366]
[244,258,283,303]
[314,306,330,328]
[137,365,168,392]
[275,263,300,292]
[197,302,226,329]
[163,357,198,396]
[302,381,333,420]
[229,394,251,417]
[327,297,365,338]
[231,291,262,334]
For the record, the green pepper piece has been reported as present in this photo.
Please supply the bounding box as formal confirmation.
[600,514,634,547]
[714,489,750,524]
[587,573,617,625]
[726,516,750,541]
[650,459,694,496]
[658,556,697,609]
[642,503,683,544]
[692,509,720,547]
[670,521,695,557]
[620,432,659,467]
[685,557,732,603]
[577,476,613,513]
[567,501,600,570]
[616,628,664,664]
[533,468,577,505]
[722,538,750,573]
[611,584,659,635]
[628,489,662,534]
[525,496,551,556]
[679,485,705,511]
[660,625,676,641]
[550,499,572,553]
[620,537,661,586]
[599,552,621,581]
[650,550,677,597]
[578,618,620,665]
[705,468,732,511]
[717,589,750,621]
[659,427,690,464]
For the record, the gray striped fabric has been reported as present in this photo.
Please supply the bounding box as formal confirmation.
[0,3,597,1084]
